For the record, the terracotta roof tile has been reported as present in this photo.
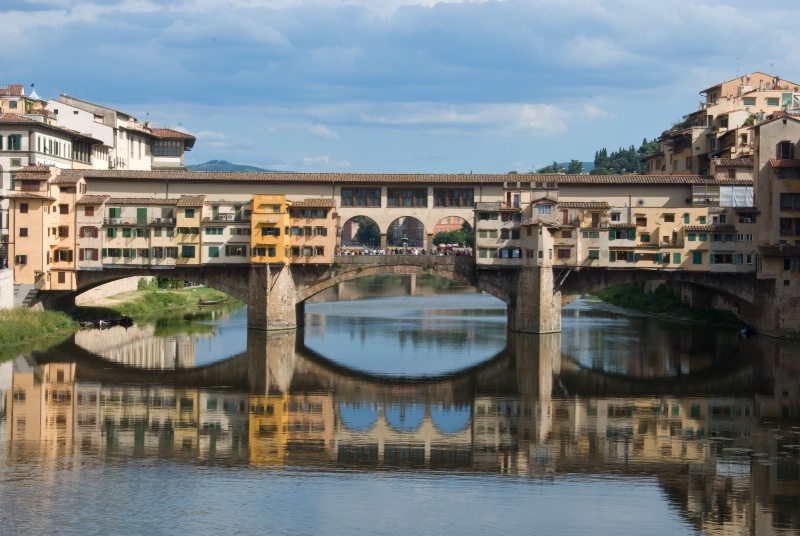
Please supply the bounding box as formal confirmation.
[177,194,206,207]
[1,192,55,201]
[77,195,110,205]
[0,113,38,123]
[107,197,179,205]
[685,225,714,231]
[609,223,636,228]
[769,159,800,168]
[760,245,800,257]
[716,158,753,167]
[51,174,81,184]
[150,128,196,140]
[0,84,24,96]
[16,165,53,180]
[19,165,52,173]
[290,198,337,208]
[69,170,742,186]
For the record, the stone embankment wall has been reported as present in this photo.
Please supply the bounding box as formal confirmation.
[0,268,13,309]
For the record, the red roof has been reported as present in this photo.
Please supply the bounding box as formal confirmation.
[769,159,800,168]
[0,85,24,96]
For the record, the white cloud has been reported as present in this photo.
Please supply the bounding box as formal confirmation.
[300,155,351,168]
[309,124,340,138]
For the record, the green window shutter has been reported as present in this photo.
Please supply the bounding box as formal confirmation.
[693,251,702,265]
[634,253,640,262]
[684,214,690,224]
[209,246,219,258]
[699,233,707,242]
[655,253,662,263]
[101,248,107,258]
[710,254,715,264]
[688,233,696,242]
[137,208,147,225]
[609,251,616,261]
[628,229,635,240]
[130,249,136,258]
[609,229,615,241]
[122,228,132,238]
[673,252,681,264]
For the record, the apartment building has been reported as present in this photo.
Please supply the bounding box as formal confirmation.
[644,72,800,177]
[288,198,337,264]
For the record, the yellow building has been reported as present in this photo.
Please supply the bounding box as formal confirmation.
[175,195,205,265]
[248,394,289,465]
[288,199,337,264]
[251,194,291,264]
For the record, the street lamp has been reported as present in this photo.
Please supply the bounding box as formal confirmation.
[402,235,408,254]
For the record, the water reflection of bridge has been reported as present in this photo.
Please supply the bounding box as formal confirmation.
[7,329,799,534]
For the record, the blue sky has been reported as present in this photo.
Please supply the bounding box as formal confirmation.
[6,0,800,173]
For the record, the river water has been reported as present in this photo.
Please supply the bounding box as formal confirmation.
[1,275,799,536]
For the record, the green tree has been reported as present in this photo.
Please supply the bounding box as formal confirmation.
[566,160,583,174]
[353,217,380,247]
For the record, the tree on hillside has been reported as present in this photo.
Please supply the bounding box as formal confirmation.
[536,161,564,174]
[566,160,583,174]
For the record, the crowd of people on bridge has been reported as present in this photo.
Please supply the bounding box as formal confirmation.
[337,247,472,257]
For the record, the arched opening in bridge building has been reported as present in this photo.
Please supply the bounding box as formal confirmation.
[387,217,425,250]
[340,215,380,251]
[432,216,473,254]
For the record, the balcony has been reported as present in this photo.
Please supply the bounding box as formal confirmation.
[151,217,175,225]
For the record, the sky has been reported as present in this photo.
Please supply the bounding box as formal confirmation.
[5,0,800,173]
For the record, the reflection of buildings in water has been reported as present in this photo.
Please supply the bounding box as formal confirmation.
[74,325,196,369]
[0,360,11,443]
[335,400,472,468]
[3,345,800,536]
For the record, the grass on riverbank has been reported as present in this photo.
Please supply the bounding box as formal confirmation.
[73,286,239,320]
[593,283,740,328]
[0,308,78,348]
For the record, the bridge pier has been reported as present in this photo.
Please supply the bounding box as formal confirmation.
[508,267,561,334]
[247,265,301,331]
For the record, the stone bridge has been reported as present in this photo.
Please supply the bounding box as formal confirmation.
[42,256,776,334]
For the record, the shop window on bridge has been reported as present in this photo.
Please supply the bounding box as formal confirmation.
[609,229,635,240]
[557,248,571,260]
[582,230,600,239]
[55,249,73,262]
[205,227,224,235]
[181,245,196,258]
[341,188,381,207]
[135,228,149,238]
[537,204,553,216]
[166,247,178,258]
[78,248,98,261]
[136,248,149,258]
[231,227,251,235]
[640,233,650,243]
[588,249,600,259]
[184,208,195,218]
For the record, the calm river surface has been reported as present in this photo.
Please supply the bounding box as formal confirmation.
[1,275,799,536]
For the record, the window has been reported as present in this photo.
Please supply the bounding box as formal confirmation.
[7,134,21,150]
[537,204,554,216]
[692,251,703,265]
[19,203,28,214]
[477,212,498,221]
[209,246,219,258]
[19,228,28,237]
[742,97,756,106]
[387,188,427,207]
[106,228,117,238]
[767,97,779,106]
[582,231,600,238]
[268,247,277,257]
[59,204,68,214]
[226,245,247,256]
[663,213,674,222]
[205,227,224,235]
[562,230,572,239]
[84,206,94,217]
[640,234,650,242]
[122,228,132,238]
[58,226,69,237]
[341,188,381,207]
[777,141,795,160]
[181,245,196,258]
[780,193,800,210]
[262,227,280,237]
[58,272,66,284]
[738,214,755,224]
[433,189,474,207]
[184,208,195,218]
[673,252,681,264]
[14,255,27,265]
[55,250,73,262]
[557,249,571,260]
[135,228,148,238]
[784,258,793,271]
[79,248,98,261]
[588,249,600,259]
[699,216,706,224]
[610,213,620,222]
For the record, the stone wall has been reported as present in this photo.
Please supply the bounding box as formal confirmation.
[0,268,12,310]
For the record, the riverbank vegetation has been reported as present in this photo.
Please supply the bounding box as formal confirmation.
[593,283,739,327]
[0,308,78,349]
[73,280,239,320]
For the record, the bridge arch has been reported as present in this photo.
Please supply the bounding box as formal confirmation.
[293,260,512,306]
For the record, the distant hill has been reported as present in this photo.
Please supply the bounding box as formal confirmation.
[187,160,281,172]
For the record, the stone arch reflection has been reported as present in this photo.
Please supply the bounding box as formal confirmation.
[339,402,380,432]
[384,403,426,433]
[429,404,471,434]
